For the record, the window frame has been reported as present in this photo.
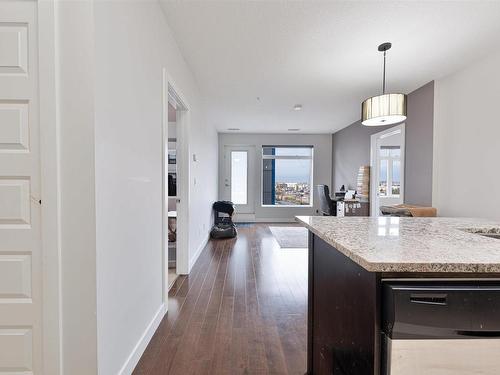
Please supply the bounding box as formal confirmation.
[260,145,314,208]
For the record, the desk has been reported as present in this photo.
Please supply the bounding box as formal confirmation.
[336,201,369,217]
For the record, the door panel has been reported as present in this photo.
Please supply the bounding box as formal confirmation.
[223,146,255,214]
[0,1,42,374]
[230,150,248,205]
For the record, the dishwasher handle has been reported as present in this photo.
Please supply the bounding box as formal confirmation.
[410,293,447,306]
[456,330,500,338]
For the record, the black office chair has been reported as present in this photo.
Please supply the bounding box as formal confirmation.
[317,185,335,216]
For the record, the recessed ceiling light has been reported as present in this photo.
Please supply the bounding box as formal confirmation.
[227,128,240,131]
[293,104,302,111]
[288,128,300,132]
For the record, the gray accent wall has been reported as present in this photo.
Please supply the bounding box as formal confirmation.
[404,81,434,205]
[332,81,434,206]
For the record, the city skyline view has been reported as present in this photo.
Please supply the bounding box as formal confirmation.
[274,159,312,183]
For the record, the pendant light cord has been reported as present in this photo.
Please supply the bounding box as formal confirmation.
[382,50,386,94]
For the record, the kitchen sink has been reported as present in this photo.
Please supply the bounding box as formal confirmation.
[477,233,500,240]
[460,227,500,240]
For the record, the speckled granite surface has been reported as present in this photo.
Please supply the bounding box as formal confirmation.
[296,216,500,273]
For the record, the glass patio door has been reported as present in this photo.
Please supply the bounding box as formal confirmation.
[223,146,255,214]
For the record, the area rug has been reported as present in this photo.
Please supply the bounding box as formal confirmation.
[269,226,308,248]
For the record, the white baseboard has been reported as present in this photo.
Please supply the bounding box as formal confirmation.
[255,217,296,223]
[235,217,297,223]
[118,303,167,375]
[233,213,255,222]
[188,235,209,272]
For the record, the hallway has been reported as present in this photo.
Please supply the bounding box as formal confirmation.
[134,224,308,375]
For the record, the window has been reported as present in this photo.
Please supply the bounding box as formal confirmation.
[262,146,313,206]
[378,146,401,197]
[231,151,248,205]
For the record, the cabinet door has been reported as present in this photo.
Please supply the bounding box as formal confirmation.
[311,236,380,374]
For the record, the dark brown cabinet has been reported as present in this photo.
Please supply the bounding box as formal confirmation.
[306,232,500,375]
[308,234,379,374]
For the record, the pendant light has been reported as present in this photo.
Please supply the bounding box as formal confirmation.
[361,42,407,126]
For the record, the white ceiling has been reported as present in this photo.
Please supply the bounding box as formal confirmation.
[160,1,500,134]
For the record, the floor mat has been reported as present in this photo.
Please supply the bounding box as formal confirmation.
[269,226,308,248]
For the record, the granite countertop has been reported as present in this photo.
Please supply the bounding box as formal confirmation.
[296,216,500,273]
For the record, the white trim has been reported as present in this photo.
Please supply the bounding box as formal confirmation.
[170,80,189,276]
[253,217,296,223]
[233,213,256,222]
[261,204,313,208]
[38,1,62,374]
[431,81,439,208]
[162,69,191,309]
[118,304,167,375]
[370,123,405,216]
[189,235,209,272]
[161,69,169,308]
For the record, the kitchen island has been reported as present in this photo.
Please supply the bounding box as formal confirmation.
[296,216,500,375]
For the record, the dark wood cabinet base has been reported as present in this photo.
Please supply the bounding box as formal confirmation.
[308,234,380,375]
[307,232,500,375]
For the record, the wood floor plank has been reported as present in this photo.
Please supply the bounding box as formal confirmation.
[133,224,307,375]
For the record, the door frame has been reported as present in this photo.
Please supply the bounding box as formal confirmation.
[38,1,62,374]
[370,123,405,216]
[162,69,190,305]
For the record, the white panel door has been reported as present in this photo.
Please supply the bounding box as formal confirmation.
[0,1,42,374]
[223,146,255,214]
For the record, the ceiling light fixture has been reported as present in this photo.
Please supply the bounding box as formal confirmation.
[361,42,407,126]
[293,104,302,111]
[288,128,300,131]
[227,128,240,131]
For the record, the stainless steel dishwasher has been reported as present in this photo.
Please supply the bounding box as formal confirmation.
[382,281,500,375]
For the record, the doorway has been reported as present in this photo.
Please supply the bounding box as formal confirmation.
[167,103,179,290]
[223,145,256,216]
[163,70,189,307]
[370,124,405,216]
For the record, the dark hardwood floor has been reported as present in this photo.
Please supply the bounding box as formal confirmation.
[133,224,308,375]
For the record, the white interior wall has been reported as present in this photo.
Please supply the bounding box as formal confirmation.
[218,133,332,221]
[93,1,217,374]
[433,51,500,220]
[55,1,98,374]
